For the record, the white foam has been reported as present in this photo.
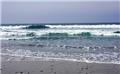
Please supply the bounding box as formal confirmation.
[47,24,120,29]
[0,25,120,40]
[0,25,28,30]
[1,49,120,64]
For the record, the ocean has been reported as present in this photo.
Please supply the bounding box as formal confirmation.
[1,24,120,64]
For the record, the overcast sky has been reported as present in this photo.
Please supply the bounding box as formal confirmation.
[2,1,120,24]
[2,0,119,2]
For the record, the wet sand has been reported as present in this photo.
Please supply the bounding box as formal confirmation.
[1,55,120,74]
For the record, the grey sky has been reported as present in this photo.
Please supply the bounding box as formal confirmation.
[2,0,119,2]
[2,1,120,24]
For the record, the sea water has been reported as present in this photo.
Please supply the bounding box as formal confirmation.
[1,24,120,64]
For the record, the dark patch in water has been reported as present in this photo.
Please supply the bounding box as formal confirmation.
[26,32,36,37]
[24,25,49,29]
[39,33,69,40]
[73,32,92,37]
[113,31,120,33]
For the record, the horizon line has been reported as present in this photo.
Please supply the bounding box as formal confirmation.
[1,22,120,25]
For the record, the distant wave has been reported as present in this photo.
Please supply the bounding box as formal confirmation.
[1,24,120,30]
[0,25,49,30]
[47,25,120,29]
[0,25,27,30]
[23,25,49,29]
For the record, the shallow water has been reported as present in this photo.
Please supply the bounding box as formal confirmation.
[1,36,120,64]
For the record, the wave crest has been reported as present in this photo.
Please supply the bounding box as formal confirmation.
[24,25,49,29]
[73,32,92,37]
[30,32,92,40]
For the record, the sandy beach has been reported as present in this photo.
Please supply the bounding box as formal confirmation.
[1,55,120,74]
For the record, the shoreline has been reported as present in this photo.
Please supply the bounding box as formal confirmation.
[1,54,120,64]
[1,55,120,74]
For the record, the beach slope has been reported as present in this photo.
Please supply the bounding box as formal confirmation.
[1,56,120,74]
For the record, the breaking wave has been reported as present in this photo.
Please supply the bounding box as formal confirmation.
[47,24,120,29]
[1,24,120,40]
[1,31,120,40]
[1,24,120,30]
[30,32,92,40]
[23,25,49,29]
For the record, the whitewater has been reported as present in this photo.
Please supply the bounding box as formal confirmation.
[1,24,120,64]
[0,24,120,40]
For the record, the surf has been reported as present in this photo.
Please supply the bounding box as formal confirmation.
[1,24,120,40]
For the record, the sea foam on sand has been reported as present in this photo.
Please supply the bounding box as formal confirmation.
[1,55,120,74]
